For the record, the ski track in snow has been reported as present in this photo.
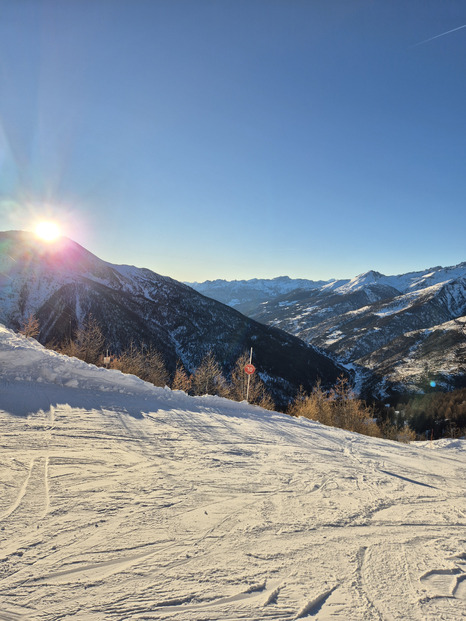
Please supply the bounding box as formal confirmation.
[0,402,464,620]
[0,329,466,619]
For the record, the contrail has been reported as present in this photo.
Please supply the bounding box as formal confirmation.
[413,24,466,47]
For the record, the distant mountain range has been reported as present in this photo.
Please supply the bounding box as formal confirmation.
[187,276,333,316]
[0,231,343,405]
[188,265,466,398]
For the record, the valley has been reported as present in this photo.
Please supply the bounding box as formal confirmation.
[189,265,466,398]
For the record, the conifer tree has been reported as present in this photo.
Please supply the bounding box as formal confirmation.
[192,351,228,397]
[145,348,169,387]
[171,361,192,393]
[19,313,40,339]
[73,315,106,365]
[287,379,332,425]
[56,314,105,365]
[111,342,144,377]
[229,352,274,410]
[111,343,168,387]
[288,375,380,438]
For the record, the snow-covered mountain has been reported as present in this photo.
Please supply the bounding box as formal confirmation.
[0,231,343,405]
[187,275,334,315]
[359,316,466,396]
[189,264,466,397]
[188,265,466,311]
[1,323,465,620]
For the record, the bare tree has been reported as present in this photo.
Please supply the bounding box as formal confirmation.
[192,351,228,397]
[56,314,105,365]
[229,352,274,410]
[145,348,169,387]
[19,314,40,339]
[288,375,381,438]
[171,361,193,393]
[111,343,169,387]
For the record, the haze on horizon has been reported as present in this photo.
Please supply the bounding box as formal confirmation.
[0,0,465,282]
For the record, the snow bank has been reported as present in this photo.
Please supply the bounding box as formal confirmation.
[0,323,465,620]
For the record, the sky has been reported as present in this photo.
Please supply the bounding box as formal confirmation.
[0,0,465,282]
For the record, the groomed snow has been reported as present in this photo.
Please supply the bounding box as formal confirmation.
[0,324,465,620]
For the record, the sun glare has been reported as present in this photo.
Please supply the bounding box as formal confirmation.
[35,221,61,242]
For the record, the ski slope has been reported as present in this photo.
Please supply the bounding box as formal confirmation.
[0,324,465,620]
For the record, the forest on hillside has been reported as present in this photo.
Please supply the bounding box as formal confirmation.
[20,313,466,442]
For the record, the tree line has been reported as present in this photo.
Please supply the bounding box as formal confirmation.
[391,390,466,439]
[19,313,465,441]
[29,315,275,410]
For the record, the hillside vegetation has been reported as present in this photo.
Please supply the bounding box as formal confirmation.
[34,314,466,442]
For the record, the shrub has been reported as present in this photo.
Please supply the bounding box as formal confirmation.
[288,376,381,438]
[54,314,105,365]
[110,343,169,387]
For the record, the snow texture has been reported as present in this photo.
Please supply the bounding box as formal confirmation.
[0,324,465,620]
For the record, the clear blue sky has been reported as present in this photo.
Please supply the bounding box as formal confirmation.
[1,0,465,281]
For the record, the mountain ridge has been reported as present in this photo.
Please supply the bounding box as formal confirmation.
[0,230,344,405]
[187,263,466,397]
[188,262,466,301]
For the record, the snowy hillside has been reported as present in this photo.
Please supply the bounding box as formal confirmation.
[186,276,334,315]
[0,231,343,404]
[255,278,466,396]
[320,263,466,296]
[187,264,466,308]
[1,324,465,620]
[196,264,466,396]
[359,316,466,395]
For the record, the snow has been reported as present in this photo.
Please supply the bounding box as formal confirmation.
[316,263,466,298]
[373,290,425,318]
[1,324,465,620]
[0,232,178,328]
[323,330,344,345]
[441,316,466,331]
[278,301,298,308]
[378,316,466,389]
[189,276,332,297]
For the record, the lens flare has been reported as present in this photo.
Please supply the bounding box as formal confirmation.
[35,221,61,242]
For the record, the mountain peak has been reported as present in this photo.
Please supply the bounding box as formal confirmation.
[354,270,385,281]
[334,270,386,294]
[0,230,119,283]
[0,230,344,406]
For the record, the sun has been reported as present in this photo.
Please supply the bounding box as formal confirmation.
[35,221,61,242]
